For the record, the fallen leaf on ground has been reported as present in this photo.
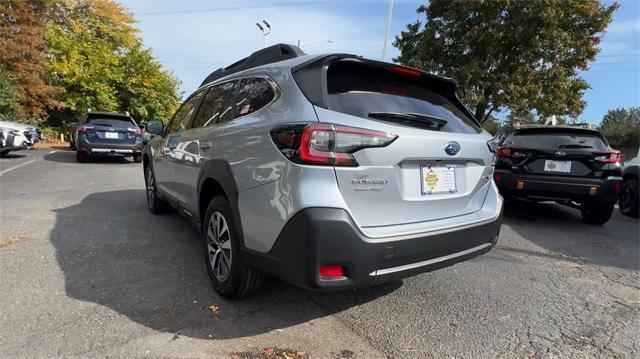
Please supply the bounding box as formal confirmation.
[209,304,219,314]
[0,235,31,249]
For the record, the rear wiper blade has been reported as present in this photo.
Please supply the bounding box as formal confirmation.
[407,113,448,128]
[558,144,593,149]
[368,112,448,129]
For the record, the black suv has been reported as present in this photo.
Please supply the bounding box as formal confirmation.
[492,126,622,224]
[75,111,144,163]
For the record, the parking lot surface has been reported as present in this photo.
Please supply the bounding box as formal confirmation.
[1,149,638,358]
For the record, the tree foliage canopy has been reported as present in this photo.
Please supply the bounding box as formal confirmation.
[0,0,61,120]
[394,0,618,124]
[45,0,181,126]
[0,0,180,129]
[599,107,640,149]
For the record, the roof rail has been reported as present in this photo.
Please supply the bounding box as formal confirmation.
[200,43,306,86]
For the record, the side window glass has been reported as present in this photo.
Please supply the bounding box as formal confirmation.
[192,81,236,128]
[167,90,205,134]
[235,78,275,118]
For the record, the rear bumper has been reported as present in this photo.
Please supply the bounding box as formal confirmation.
[242,207,502,290]
[495,170,621,203]
[78,138,143,156]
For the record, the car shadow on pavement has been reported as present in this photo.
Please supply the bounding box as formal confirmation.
[43,151,132,164]
[50,189,400,339]
[0,153,27,159]
[502,199,639,271]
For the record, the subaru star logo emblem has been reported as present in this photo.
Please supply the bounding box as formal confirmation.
[445,142,461,156]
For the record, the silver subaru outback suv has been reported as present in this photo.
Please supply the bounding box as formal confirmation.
[143,44,503,298]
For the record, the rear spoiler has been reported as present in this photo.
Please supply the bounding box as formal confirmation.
[291,55,479,126]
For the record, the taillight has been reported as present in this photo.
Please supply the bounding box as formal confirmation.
[496,148,510,158]
[493,172,502,183]
[594,150,621,163]
[496,147,528,158]
[76,125,94,133]
[271,123,397,167]
[613,181,622,192]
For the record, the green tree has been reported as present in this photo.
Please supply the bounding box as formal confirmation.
[44,0,180,126]
[599,107,640,148]
[394,0,618,124]
[0,67,20,121]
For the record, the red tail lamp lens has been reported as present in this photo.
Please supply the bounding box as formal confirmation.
[594,150,621,163]
[493,172,502,183]
[390,66,422,77]
[496,148,510,158]
[319,265,345,279]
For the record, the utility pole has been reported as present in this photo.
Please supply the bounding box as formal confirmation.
[256,20,271,48]
[382,0,394,61]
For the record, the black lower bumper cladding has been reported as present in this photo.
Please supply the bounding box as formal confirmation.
[243,208,502,290]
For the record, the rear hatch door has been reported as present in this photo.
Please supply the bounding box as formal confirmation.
[503,129,612,178]
[85,116,139,144]
[295,58,494,229]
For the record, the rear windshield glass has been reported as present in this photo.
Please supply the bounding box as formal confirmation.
[86,117,136,128]
[507,131,609,150]
[326,62,480,134]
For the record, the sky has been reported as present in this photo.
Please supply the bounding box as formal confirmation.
[120,0,640,125]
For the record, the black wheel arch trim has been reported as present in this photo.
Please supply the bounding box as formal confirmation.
[197,160,246,248]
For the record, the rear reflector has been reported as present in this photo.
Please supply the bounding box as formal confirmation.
[516,181,524,190]
[613,181,622,192]
[493,172,502,183]
[319,265,345,279]
[589,186,598,196]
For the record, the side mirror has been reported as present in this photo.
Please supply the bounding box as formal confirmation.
[146,121,164,136]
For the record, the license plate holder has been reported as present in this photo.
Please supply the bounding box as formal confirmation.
[105,132,119,139]
[544,160,571,173]
[421,165,457,195]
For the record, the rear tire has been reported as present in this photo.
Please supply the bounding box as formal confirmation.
[145,165,170,214]
[619,178,639,218]
[133,154,143,163]
[581,202,614,225]
[203,196,263,299]
[76,152,89,163]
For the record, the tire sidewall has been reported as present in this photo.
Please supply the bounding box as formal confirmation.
[619,179,639,216]
[203,197,243,295]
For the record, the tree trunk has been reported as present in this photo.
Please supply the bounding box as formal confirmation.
[474,103,487,124]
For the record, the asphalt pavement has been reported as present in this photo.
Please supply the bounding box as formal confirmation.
[0,149,638,358]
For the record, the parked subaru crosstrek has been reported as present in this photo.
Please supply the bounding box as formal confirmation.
[143,44,503,298]
[492,125,622,224]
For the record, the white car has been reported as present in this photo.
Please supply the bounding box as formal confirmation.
[0,121,33,157]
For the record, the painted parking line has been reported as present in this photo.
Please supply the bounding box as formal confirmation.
[0,150,56,176]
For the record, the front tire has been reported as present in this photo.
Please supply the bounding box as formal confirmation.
[581,202,614,225]
[145,165,170,214]
[619,178,639,218]
[203,197,263,299]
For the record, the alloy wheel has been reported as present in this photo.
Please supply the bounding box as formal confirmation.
[207,211,233,282]
[146,167,155,207]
